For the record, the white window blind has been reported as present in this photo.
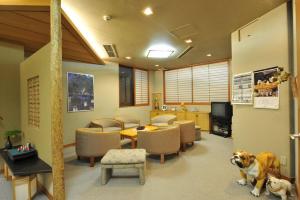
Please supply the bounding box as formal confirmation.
[193,65,209,103]
[165,70,178,103]
[165,61,229,104]
[209,62,229,102]
[135,69,149,105]
[178,68,192,103]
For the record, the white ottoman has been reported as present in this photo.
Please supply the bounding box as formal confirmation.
[101,149,146,185]
[195,125,201,141]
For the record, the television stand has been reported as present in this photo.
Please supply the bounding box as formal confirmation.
[210,116,232,138]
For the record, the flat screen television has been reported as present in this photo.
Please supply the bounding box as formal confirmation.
[211,102,232,119]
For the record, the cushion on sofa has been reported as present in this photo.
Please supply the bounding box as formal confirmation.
[103,127,122,132]
[101,149,146,164]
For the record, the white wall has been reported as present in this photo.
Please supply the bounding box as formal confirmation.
[63,61,153,144]
[231,3,291,176]
[20,43,53,194]
[0,41,24,146]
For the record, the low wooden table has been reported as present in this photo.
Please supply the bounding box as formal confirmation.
[120,126,158,148]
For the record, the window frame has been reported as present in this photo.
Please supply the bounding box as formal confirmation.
[163,60,231,105]
[119,65,150,107]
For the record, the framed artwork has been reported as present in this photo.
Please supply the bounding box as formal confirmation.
[253,67,279,109]
[232,72,253,105]
[67,72,94,112]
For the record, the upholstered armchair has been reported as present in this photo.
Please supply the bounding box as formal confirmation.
[174,120,196,151]
[75,128,121,167]
[89,118,122,132]
[150,114,177,127]
[137,126,180,163]
[114,116,140,129]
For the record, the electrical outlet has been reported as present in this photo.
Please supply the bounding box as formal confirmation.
[280,156,286,166]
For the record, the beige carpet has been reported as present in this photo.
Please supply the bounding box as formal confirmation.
[64,133,295,200]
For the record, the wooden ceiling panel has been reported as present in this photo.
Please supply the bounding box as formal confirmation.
[0,6,103,65]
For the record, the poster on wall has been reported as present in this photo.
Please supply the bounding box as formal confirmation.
[232,72,253,105]
[67,72,94,112]
[253,67,279,109]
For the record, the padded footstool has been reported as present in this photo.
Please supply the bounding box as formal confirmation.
[195,125,201,141]
[100,149,146,185]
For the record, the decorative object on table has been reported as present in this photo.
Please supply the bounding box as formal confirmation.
[253,67,288,109]
[136,126,145,130]
[67,72,94,112]
[152,93,162,110]
[2,129,21,149]
[161,105,168,111]
[265,174,292,200]
[8,143,38,161]
[180,102,188,112]
[230,151,280,197]
[232,72,253,105]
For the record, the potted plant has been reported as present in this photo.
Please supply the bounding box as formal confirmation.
[2,129,21,149]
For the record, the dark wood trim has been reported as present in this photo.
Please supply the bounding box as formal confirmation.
[61,10,104,65]
[0,5,49,11]
[63,142,75,148]
[37,181,53,200]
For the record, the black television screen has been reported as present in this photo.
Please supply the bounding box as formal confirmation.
[211,102,232,118]
[212,103,226,118]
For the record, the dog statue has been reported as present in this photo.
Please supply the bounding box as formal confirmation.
[266,174,292,200]
[230,151,280,197]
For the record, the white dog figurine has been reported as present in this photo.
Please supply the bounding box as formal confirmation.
[266,175,292,200]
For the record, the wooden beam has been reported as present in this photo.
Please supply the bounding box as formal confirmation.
[0,0,49,6]
[50,0,65,199]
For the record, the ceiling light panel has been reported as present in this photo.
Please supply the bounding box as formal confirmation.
[147,50,174,58]
[143,7,153,16]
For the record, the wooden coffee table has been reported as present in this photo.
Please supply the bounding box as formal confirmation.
[120,126,158,148]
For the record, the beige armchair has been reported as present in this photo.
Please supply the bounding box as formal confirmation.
[89,118,122,132]
[114,116,140,129]
[137,126,180,164]
[75,128,121,167]
[151,114,177,127]
[174,120,196,151]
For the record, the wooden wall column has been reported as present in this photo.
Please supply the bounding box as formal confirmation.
[50,0,65,199]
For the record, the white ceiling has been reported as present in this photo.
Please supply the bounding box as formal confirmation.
[62,0,287,70]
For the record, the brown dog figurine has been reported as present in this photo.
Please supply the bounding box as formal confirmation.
[230,151,280,197]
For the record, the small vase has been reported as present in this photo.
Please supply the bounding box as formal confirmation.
[5,136,12,149]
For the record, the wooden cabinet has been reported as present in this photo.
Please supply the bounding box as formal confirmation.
[150,110,210,131]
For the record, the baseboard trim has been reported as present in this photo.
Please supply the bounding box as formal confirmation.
[63,142,75,148]
[37,181,53,200]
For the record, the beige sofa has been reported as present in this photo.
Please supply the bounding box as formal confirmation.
[75,128,121,167]
[174,120,196,151]
[114,116,140,129]
[89,118,122,132]
[137,126,180,163]
[150,114,177,127]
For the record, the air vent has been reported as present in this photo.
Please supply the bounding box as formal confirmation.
[170,24,198,39]
[177,46,193,58]
[103,44,118,58]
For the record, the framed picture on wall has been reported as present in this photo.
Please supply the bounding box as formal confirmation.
[253,67,279,109]
[232,72,253,105]
[67,72,94,112]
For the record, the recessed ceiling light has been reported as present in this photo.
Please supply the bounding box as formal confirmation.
[185,39,192,44]
[125,56,132,59]
[147,50,174,58]
[143,7,153,16]
[206,53,212,57]
[155,64,159,67]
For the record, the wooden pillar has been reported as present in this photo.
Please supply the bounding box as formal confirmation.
[50,0,65,199]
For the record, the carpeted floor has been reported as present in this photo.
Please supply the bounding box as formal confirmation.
[0,133,295,199]
[64,133,295,200]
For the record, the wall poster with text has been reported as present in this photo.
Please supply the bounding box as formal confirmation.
[253,67,279,109]
[232,72,253,105]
